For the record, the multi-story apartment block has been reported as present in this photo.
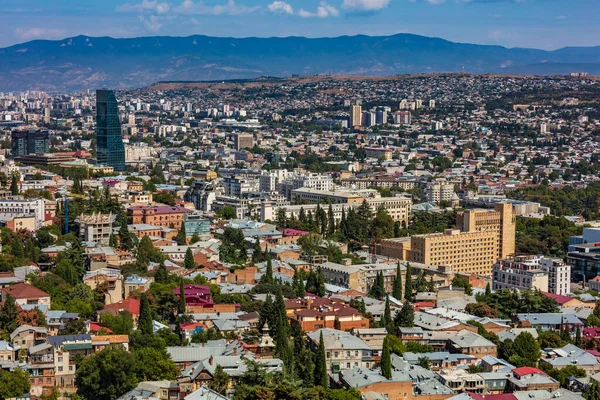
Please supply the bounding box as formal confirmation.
[223,176,257,198]
[234,133,254,150]
[128,206,188,229]
[339,177,417,191]
[409,203,516,276]
[540,258,571,296]
[307,329,375,373]
[350,105,362,127]
[423,181,455,204]
[75,213,116,245]
[278,173,334,200]
[259,169,289,193]
[492,256,549,292]
[0,198,46,228]
[364,147,393,160]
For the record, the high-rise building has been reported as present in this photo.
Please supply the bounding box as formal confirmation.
[409,203,516,276]
[11,129,49,157]
[96,89,125,171]
[393,111,411,125]
[350,105,362,127]
[423,181,455,204]
[234,133,254,151]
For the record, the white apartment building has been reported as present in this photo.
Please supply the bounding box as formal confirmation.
[259,170,289,193]
[0,198,45,228]
[278,173,334,200]
[125,143,156,162]
[540,258,571,296]
[223,176,257,198]
[492,256,549,292]
[424,181,455,204]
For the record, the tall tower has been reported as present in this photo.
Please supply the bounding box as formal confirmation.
[96,89,125,171]
[350,105,362,127]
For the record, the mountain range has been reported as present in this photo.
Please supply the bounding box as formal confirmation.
[1,33,600,91]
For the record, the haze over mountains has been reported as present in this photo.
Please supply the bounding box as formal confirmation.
[1,33,600,91]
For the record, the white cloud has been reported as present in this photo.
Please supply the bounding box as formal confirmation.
[342,0,390,11]
[117,0,170,14]
[138,15,164,31]
[15,27,66,40]
[173,0,260,15]
[268,1,294,14]
[298,2,339,18]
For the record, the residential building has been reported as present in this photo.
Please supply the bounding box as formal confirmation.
[234,133,254,150]
[540,258,571,295]
[307,328,375,373]
[2,283,51,306]
[96,89,125,171]
[424,181,455,204]
[128,206,188,229]
[124,274,152,297]
[350,105,362,127]
[492,256,549,292]
[364,147,393,160]
[75,213,116,245]
[0,198,45,228]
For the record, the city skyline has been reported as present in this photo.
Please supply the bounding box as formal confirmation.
[0,0,598,50]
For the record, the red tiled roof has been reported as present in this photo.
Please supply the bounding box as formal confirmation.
[512,367,546,377]
[89,322,113,333]
[283,228,309,237]
[102,298,141,316]
[541,292,573,305]
[2,283,50,300]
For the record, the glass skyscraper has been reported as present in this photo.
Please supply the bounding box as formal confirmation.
[96,89,125,171]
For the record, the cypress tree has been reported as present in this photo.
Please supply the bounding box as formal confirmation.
[327,204,335,236]
[9,174,18,195]
[175,223,187,245]
[259,294,273,329]
[485,282,491,297]
[427,275,435,292]
[315,331,328,387]
[252,238,263,263]
[184,248,195,269]
[381,336,392,379]
[154,262,169,284]
[260,246,273,285]
[404,263,413,302]
[359,298,366,314]
[109,233,118,248]
[0,294,19,333]
[395,301,415,328]
[178,279,186,315]
[293,268,306,297]
[384,296,392,329]
[138,292,153,335]
[575,325,582,347]
[316,266,326,297]
[392,262,403,300]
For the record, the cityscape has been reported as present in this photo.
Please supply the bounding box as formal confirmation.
[2,1,600,400]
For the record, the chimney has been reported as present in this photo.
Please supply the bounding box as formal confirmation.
[209,356,214,366]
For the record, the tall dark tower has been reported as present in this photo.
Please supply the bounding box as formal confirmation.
[96,89,125,171]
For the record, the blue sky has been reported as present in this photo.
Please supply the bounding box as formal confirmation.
[0,0,597,49]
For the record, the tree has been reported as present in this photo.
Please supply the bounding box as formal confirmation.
[576,325,582,347]
[368,271,385,300]
[380,336,392,379]
[394,301,414,328]
[179,279,186,315]
[451,276,473,296]
[586,380,600,400]
[9,174,19,196]
[0,294,19,334]
[509,332,541,367]
[184,248,196,269]
[314,331,328,387]
[292,268,305,297]
[0,368,30,399]
[175,223,187,246]
[260,247,274,285]
[138,293,153,335]
[383,296,393,333]
[485,282,491,297]
[417,357,431,370]
[392,262,402,300]
[109,233,118,248]
[76,346,139,400]
[133,347,179,381]
[252,238,264,263]
[220,227,247,264]
[404,263,413,302]
[209,364,231,395]
[154,263,169,284]
[294,332,314,385]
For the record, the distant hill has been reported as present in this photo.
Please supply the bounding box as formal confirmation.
[1,34,600,91]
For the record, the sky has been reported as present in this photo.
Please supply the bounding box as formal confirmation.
[0,0,598,50]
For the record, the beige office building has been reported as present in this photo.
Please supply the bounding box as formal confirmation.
[234,133,254,150]
[409,203,515,276]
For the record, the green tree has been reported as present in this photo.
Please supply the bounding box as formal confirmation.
[138,293,153,335]
[417,357,431,369]
[260,247,274,285]
[9,174,19,195]
[0,294,19,334]
[75,346,139,400]
[209,364,231,395]
[179,279,186,315]
[134,347,179,381]
[0,368,30,399]
[175,224,187,246]
[154,263,169,284]
[575,325,582,347]
[394,301,414,328]
[404,263,413,302]
[509,332,541,367]
[586,380,600,400]
[380,336,392,379]
[392,262,402,300]
[314,331,328,387]
[184,248,196,269]
[383,296,393,333]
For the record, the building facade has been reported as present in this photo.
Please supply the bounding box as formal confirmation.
[11,129,49,157]
[492,256,549,292]
[96,89,126,171]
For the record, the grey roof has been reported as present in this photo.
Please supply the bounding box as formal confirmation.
[497,328,539,342]
[399,327,424,335]
[307,329,371,351]
[516,313,583,326]
[10,325,47,341]
[29,342,52,354]
[403,351,475,364]
[48,334,91,347]
[184,387,228,400]
[212,319,250,332]
[449,330,496,349]
[543,344,599,367]
[167,345,226,363]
